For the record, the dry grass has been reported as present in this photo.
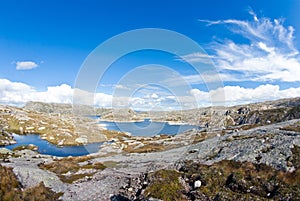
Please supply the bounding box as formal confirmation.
[280,122,300,133]
[39,156,106,183]
[101,129,129,140]
[124,143,167,153]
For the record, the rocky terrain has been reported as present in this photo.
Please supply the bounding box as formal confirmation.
[25,97,300,129]
[0,97,300,200]
[0,104,109,146]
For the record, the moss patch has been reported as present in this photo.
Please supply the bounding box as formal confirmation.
[102,161,119,168]
[144,169,184,201]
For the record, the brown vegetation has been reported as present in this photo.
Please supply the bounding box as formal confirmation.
[38,156,106,184]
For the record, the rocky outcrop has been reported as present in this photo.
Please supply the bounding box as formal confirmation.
[0,105,107,145]
[0,126,16,146]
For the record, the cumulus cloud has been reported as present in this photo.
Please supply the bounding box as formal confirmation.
[1,78,300,110]
[15,61,38,70]
[196,11,300,82]
[191,84,300,106]
[0,79,73,105]
[0,79,113,107]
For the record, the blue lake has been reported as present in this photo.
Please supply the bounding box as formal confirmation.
[97,119,199,137]
[5,134,104,157]
[4,119,199,156]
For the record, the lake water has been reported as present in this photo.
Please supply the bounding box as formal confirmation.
[98,119,199,137]
[5,134,104,157]
[4,119,199,156]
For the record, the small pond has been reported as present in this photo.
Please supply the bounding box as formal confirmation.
[5,134,104,157]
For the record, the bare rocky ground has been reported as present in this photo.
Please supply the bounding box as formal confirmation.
[0,98,300,200]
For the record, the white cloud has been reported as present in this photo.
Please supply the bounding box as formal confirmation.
[114,84,131,90]
[0,79,73,105]
[0,79,35,105]
[94,92,113,107]
[151,93,159,99]
[15,61,38,70]
[35,84,74,103]
[1,78,300,110]
[191,84,300,106]
[178,52,215,64]
[0,79,113,107]
[197,11,300,82]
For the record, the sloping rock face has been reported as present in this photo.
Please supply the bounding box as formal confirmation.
[231,106,300,125]
[158,97,300,128]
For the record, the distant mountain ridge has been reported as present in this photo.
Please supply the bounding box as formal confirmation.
[23,97,300,129]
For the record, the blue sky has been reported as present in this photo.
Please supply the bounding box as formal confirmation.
[1,0,300,109]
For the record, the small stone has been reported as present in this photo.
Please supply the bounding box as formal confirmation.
[75,137,88,144]
[38,127,46,131]
[128,187,133,192]
[194,180,201,188]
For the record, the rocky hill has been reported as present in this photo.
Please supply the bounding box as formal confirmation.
[24,97,300,129]
[0,104,108,146]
